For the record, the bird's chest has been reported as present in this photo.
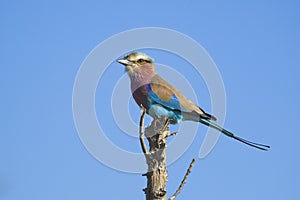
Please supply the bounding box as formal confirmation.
[131,84,150,109]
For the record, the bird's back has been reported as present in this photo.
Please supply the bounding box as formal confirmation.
[149,75,216,121]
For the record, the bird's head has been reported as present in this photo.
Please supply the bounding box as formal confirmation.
[117,52,155,74]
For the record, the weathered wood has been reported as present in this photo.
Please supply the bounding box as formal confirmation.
[139,110,195,200]
[143,117,169,200]
[169,158,196,200]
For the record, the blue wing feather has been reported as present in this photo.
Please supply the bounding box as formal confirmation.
[147,83,182,111]
[146,84,183,123]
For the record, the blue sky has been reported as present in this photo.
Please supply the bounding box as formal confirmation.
[1,0,300,199]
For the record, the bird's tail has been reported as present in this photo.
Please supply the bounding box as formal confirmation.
[199,118,270,151]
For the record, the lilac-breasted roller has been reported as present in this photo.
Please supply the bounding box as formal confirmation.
[117,52,270,151]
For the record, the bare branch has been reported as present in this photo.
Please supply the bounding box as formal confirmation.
[161,118,170,133]
[139,109,195,200]
[169,158,196,200]
[143,117,168,200]
[165,132,177,138]
[139,106,148,154]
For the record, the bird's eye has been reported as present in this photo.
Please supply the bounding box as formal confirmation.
[137,59,144,63]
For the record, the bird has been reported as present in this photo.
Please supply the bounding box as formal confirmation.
[117,52,270,151]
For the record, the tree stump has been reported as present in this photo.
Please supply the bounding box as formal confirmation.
[139,109,195,200]
[143,117,169,200]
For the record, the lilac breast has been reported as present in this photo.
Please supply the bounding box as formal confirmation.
[132,84,149,110]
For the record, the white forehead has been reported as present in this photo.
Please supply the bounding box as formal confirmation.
[135,54,150,60]
[126,52,154,62]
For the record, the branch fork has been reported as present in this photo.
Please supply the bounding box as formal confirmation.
[139,107,196,200]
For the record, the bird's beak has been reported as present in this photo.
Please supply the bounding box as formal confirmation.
[117,59,132,66]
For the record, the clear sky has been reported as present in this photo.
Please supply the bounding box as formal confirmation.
[1,0,300,199]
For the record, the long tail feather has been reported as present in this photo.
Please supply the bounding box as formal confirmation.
[199,118,270,151]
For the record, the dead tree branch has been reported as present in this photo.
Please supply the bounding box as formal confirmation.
[169,158,196,200]
[139,107,148,154]
[139,109,195,200]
